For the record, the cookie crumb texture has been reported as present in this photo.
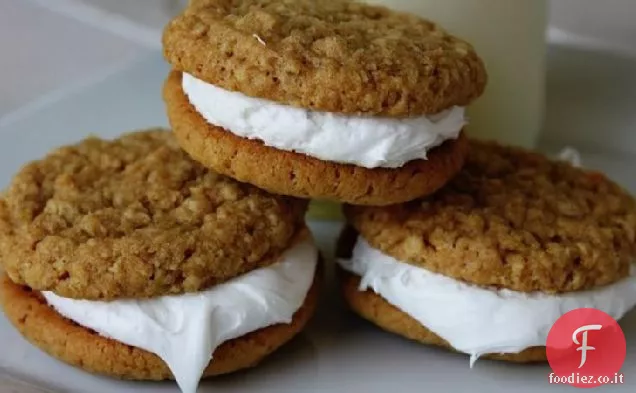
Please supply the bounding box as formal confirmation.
[346,141,636,293]
[163,0,487,116]
[0,274,319,380]
[0,130,307,300]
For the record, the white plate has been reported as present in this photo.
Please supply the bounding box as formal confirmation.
[1,45,635,392]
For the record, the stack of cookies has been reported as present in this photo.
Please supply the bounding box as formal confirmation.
[2,0,635,392]
[1,1,489,390]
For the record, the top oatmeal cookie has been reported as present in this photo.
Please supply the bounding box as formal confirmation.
[345,140,636,293]
[0,130,308,300]
[163,0,487,116]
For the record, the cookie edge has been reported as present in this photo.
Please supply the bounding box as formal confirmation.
[162,1,487,116]
[0,271,320,380]
[339,268,547,363]
[164,71,469,206]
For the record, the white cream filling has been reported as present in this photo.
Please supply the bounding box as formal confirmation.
[182,73,466,169]
[43,237,318,393]
[338,237,636,365]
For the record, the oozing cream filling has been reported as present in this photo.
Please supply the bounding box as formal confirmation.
[181,73,466,169]
[43,237,318,393]
[338,237,636,365]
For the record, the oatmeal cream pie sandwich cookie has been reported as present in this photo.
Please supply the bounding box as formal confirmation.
[0,130,319,393]
[162,0,487,205]
[337,140,636,363]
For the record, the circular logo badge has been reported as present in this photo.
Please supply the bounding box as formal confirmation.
[546,308,626,388]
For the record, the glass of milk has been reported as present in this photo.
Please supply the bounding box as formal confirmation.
[366,0,548,148]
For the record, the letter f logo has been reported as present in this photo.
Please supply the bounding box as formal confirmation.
[572,324,603,369]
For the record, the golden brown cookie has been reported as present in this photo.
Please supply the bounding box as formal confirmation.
[345,140,636,293]
[339,269,547,363]
[163,0,487,116]
[0,130,308,300]
[164,71,469,206]
[0,273,319,380]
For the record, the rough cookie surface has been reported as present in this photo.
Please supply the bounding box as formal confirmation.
[345,141,636,293]
[0,130,308,300]
[0,273,319,380]
[164,71,468,205]
[163,0,487,116]
[340,269,547,363]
